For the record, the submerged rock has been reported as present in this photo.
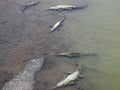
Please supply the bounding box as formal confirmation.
[2,58,44,90]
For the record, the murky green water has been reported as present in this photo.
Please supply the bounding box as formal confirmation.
[62,0,120,90]
[1,0,120,90]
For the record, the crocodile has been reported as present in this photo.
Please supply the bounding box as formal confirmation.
[47,4,88,11]
[50,16,65,32]
[54,52,80,58]
[21,1,41,14]
[51,67,83,90]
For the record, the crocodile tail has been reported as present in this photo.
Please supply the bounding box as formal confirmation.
[20,1,41,14]
[61,13,65,22]
[61,16,65,22]
[21,5,28,14]
[78,4,88,9]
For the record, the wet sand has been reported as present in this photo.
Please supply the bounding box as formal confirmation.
[0,0,76,90]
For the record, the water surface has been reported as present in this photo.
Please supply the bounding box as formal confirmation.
[62,0,120,90]
[0,0,120,90]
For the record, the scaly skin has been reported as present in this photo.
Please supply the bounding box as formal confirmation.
[47,4,88,11]
[54,52,80,57]
[50,16,65,32]
[48,5,77,10]
[21,1,41,14]
[51,69,80,90]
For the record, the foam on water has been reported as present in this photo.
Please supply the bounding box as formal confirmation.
[2,58,44,90]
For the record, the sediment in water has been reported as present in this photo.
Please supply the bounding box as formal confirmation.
[0,0,76,90]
